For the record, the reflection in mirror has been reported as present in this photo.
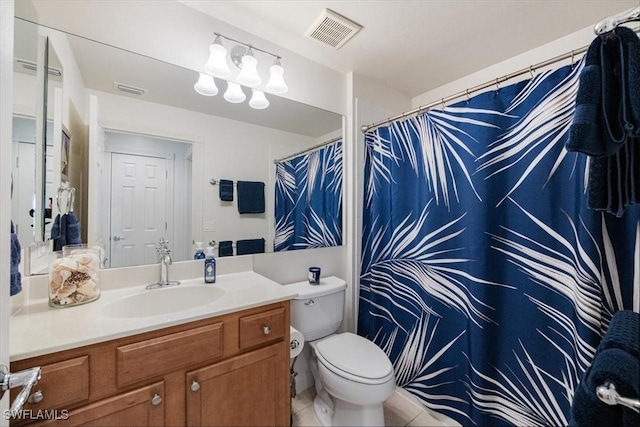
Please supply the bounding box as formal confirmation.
[11,18,62,248]
[15,19,343,274]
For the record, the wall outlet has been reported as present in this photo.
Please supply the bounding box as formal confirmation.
[203,220,215,232]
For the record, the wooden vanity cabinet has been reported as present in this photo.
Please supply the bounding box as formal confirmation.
[10,301,290,427]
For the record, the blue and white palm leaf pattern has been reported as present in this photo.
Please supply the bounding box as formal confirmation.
[477,59,585,206]
[362,203,509,328]
[366,107,509,208]
[274,140,342,251]
[466,341,575,427]
[376,313,472,421]
[360,62,639,426]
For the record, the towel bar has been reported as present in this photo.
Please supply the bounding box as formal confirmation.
[210,179,237,186]
[596,382,640,412]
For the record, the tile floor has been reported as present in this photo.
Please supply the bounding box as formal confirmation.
[291,387,452,427]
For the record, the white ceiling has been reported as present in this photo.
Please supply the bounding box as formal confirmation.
[180,0,639,98]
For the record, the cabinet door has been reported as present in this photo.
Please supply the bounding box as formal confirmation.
[38,381,164,426]
[186,344,286,426]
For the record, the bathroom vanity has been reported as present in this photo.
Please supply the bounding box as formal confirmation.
[9,272,296,426]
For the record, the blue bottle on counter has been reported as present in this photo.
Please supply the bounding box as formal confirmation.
[204,246,216,283]
[194,242,205,259]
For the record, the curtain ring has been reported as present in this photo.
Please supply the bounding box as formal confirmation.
[529,65,535,78]
[466,89,470,103]
[441,98,445,111]
[495,78,500,92]
[571,50,575,68]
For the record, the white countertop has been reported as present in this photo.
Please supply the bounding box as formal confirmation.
[10,271,298,361]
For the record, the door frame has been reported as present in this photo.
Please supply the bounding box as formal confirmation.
[1,1,15,422]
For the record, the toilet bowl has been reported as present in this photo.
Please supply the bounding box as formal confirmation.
[288,277,396,427]
[310,333,395,426]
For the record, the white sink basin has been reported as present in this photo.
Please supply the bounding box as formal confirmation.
[102,285,225,318]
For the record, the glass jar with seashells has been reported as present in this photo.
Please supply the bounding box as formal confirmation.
[48,245,102,308]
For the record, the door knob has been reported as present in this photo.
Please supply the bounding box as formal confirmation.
[112,235,124,242]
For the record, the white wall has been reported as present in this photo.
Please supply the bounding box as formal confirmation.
[90,89,320,255]
[345,72,412,333]
[411,24,639,108]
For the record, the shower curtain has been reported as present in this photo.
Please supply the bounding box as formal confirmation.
[274,140,342,251]
[359,62,639,426]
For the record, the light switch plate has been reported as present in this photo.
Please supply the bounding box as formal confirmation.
[203,220,215,232]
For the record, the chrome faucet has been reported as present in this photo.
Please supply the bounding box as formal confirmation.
[1,365,42,414]
[146,238,180,289]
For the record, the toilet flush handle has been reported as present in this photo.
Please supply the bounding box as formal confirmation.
[304,299,315,306]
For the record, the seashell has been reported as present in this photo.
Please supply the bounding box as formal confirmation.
[73,254,94,265]
[55,257,79,272]
[58,297,74,305]
[59,269,72,285]
[56,282,77,299]
[76,280,98,298]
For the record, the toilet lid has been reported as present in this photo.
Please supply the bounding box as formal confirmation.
[315,333,393,380]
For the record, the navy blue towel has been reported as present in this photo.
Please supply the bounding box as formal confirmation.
[65,212,82,246]
[52,214,66,251]
[236,238,265,255]
[52,213,82,251]
[566,27,640,216]
[218,240,233,257]
[570,311,640,427]
[219,179,234,202]
[599,310,640,359]
[10,221,21,296]
[237,181,265,214]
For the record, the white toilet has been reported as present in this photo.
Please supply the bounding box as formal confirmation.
[288,276,396,427]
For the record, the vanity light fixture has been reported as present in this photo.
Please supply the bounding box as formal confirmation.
[249,89,269,109]
[194,32,288,109]
[224,82,246,103]
[204,35,231,78]
[237,48,261,87]
[194,73,218,96]
[266,58,288,94]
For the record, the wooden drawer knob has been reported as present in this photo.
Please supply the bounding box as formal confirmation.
[151,394,162,406]
[28,390,44,404]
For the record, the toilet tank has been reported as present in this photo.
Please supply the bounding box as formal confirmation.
[288,276,347,341]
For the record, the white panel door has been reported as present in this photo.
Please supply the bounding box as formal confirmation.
[110,153,167,268]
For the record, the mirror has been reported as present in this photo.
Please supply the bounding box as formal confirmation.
[13,18,344,274]
[12,19,63,247]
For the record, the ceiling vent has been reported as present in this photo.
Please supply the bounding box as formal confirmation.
[305,9,362,49]
[16,58,62,76]
[113,82,146,96]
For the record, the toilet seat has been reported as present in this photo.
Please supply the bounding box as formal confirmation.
[315,333,394,385]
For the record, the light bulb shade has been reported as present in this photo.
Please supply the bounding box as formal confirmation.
[237,50,262,87]
[204,37,231,78]
[194,73,218,96]
[266,59,288,94]
[224,82,246,103]
[249,89,269,109]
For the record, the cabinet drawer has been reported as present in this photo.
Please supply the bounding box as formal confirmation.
[11,356,89,413]
[239,308,286,350]
[117,322,223,388]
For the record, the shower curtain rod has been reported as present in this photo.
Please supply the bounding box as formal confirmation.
[361,26,640,133]
[273,136,342,164]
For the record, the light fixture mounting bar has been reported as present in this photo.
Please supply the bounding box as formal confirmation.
[213,32,281,59]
